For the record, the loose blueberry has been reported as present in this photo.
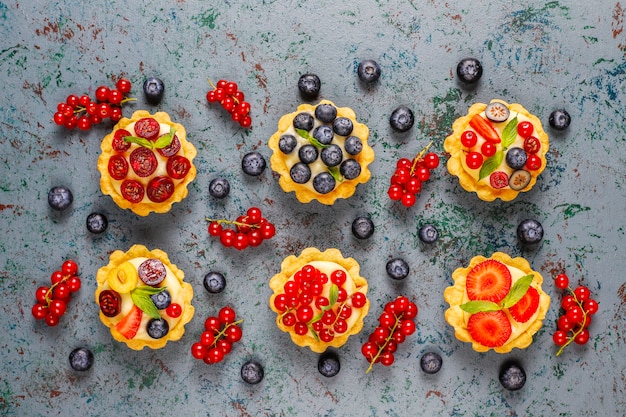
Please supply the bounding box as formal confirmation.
[386,258,409,280]
[456,58,483,84]
[499,361,526,391]
[297,74,321,100]
[298,144,319,164]
[313,125,335,145]
[209,177,230,199]
[357,59,382,84]
[48,185,73,211]
[517,219,544,245]
[318,351,341,377]
[351,216,374,240]
[147,318,169,339]
[143,76,165,104]
[203,271,226,294]
[242,151,266,176]
[150,289,171,310]
[321,144,344,167]
[290,163,311,184]
[389,106,414,132]
[241,360,264,384]
[505,147,528,170]
[86,212,108,234]
[293,112,315,131]
[549,109,571,131]
[339,159,361,180]
[344,136,363,155]
[420,352,443,374]
[312,172,336,194]
[278,134,298,154]
[69,347,94,372]
[314,103,337,123]
[418,224,439,244]
[332,117,353,136]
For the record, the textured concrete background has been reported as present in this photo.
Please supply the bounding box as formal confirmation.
[1,0,625,415]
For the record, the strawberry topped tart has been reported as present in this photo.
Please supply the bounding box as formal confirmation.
[443,252,550,353]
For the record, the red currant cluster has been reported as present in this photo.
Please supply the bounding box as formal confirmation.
[361,295,418,373]
[190,306,243,364]
[387,143,440,207]
[206,79,252,128]
[53,78,134,130]
[552,273,599,356]
[206,207,276,250]
[31,260,81,326]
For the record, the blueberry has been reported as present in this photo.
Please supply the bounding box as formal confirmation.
[150,289,171,309]
[203,271,226,294]
[242,151,266,176]
[339,159,361,180]
[241,360,264,384]
[147,318,169,339]
[499,361,526,391]
[351,216,374,240]
[209,177,230,199]
[389,106,414,132]
[313,125,335,145]
[321,144,343,167]
[69,347,94,372]
[549,109,571,131]
[420,352,443,374]
[456,58,483,84]
[318,351,341,377]
[517,219,544,245]
[418,224,439,244]
[290,163,311,184]
[314,103,337,123]
[278,134,298,154]
[48,185,73,211]
[298,144,318,164]
[386,258,409,280]
[357,59,382,84]
[332,117,353,136]
[293,112,315,131]
[143,76,165,104]
[312,172,336,194]
[344,136,363,155]
[86,212,108,234]
[297,74,321,100]
[505,147,528,170]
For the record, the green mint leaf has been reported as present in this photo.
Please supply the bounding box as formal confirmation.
[152,127,176,149]
[328,284,339,306]
[479,150,504,180]
[130,286,165,320]
[295,128,329,149]
[328,166,344,183]
[124,135,154,148]
[501,116,518,150]
[459,300,501,314]
[501,274,534,309]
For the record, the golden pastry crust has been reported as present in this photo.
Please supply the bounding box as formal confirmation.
[443,252,550,353]
[268,100,374,205]
[98,110,197,216]
[443,100,549,201]
[269,247,370,353]
[95,244,194,350]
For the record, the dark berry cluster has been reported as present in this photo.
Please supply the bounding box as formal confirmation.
[31,260,81,326]
[207,207,276,250]
[191,306,243,364]
[387,143,440,207]
[206,79,252,128]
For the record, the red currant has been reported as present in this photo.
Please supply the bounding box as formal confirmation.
[206,347,225,364]
[573,286,591,302]
[387,184,403,201]
[35,286,50,303]
[108,89,123,104]
[566,305,583,324]
[574,329,590,345]
[423,152,440,169]
[523,136,541,154]
[554,273,569,289]
[218,306,237,324]
[557,315,574,331]
[95,85,110,102]
[166,303,182,318]
[552,330,568,346]
[205,316,221,332]
[561,294,576,310]
[116,78,132,94]
[191,342,208,359]
[480,141,497,157]
[525,154,542,170]
[351,292,367,308]
[32,303,48,320]
[583,299,599,315]
[465,152,483,169]
[401,192,416,207]
[461,130,478,147]
[225,325,243,343]
[517,120,534,138]
[200,331,215,346]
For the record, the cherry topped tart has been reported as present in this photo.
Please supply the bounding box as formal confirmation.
[443,252,550,353]
[443,99,549,201]
[97,110,197,216]
[95,244,194,350]
[269,247,370,353]
[268,100,374,205]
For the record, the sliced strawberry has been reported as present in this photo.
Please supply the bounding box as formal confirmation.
[466,259,512,303]
[508,286,540,323]
[467,310,512,347]
[115,304,143,339]
[469,114,501,143]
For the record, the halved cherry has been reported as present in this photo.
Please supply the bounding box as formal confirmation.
[133,118,161,141]
[517,121,534,138]
[166,155,191,179]
[489,171,509,189]
[523,136,541,154]
[157,134,181,157]
[147,176,175,202]
[112,129,132,152]
[120,179,145,203]
[108,155,129,180]
[130,147,158,177]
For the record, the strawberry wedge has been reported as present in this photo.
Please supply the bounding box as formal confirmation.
[469,114,501,143]
[509,286,540,323]
[466,259,512,303]
[467,310,512,347]
[115,304,143,339]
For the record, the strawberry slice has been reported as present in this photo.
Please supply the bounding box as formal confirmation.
[466,259,512,303]
[114,304,143,339]
[508,286,540,323]
[467,310,512,347]
[469,114,501,143]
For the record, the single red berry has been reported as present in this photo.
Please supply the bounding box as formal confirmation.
[32,303,48,320]
[206,90,217,103]
[52,283,70,300]
[414,166,430,182]
[53,112,67,125]
[35,286,50,303]
[110,107,123,122]
[191,342,208,360]
[66,94,80,107]
[380,351,395,366]
[206,347,225,364]
[233,232,249,250]
[401,192,416,207]
[78,95,91,107]
[351,292,367,308]
[574,329,590,345]
[116,78,132,94]
[44,313,60,327]
[557,315,573,331]
[166,303,182,318]
[517,121,534,138]
[48,299,67,317]
[361,341,378,360]
[224,81,238,95]
[205,316,221,332]
[566,305,583,323]
[219,229,236,247]
[480,141,497,157]
[561,294,576,310]
[246,207,262,224]
[330,270,347,286]
[200,331,215,347]
[400,319,416,336]
[461,131,478,147]
[77,116,92,131]
[296,305,314,323]
[387,184,403,201]
[108,89,124,104]
[281,312,296,327]
[554,273,569,289]
[260,222,275,239]
[240,115,252,128]
[95,85,110,102]
[552,330,568,346]
[396,158,412,169]
[523,136,541,154]
[423,152,440,169]
[525,154,542,170]
[573,286,591,302]
[404,302,418,319]
[583,299,599,315]
[294,322,308,335]
[217,339,232,355]
[208,221,222,236]
[218,306,237,324]
[465,152,483,169]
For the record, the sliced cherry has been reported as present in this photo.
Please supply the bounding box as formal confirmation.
[157,134,181,157]
[130,147,158,177]
[112,129,132,152]
[99,289,122,317]
[166,155,191,179]
[489,171,509,189]
[120,179,145,203]
[138,258,167,286]
[108,155,129,180]
[147,176,175,202]
[523,136,541,154]
[133,118,161,141]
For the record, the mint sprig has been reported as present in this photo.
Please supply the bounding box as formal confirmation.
[500,116,518,149]
[328,166,344,183]
[130,286,166,319]
[459,274,534,313]
[124,127,176,150]
[296,128,329,149]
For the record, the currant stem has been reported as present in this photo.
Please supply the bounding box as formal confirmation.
[555,287,587,357]
[366,313,403,374]
[205,217,260,229]
[409,141,434,176]
[44,273,71,305]
[210,318,244,349]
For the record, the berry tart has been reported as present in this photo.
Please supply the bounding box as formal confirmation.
[269,247,370,353]
[443,99,549,201]
[95,244,194,350]
[98,110,197,216]
[443,252,550,353]
[268,100,374,205]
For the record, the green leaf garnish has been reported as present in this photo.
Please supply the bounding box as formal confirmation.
[459,300,501,314]
[327,166,344,183]
[479,149,504,180]
[295,128,329,149]
[501,116,518,150]
[328,284,339,306]
[124,135,153,148]
[130,286,166,319]
[124,127,176,150]
[501,274,534,309]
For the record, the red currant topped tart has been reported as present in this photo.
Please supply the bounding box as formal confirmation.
[269,247,370,353]
[443,100,549,201]
[443,252,550,353]
[268,100,374,205]
[95,244,194,350]
[97,110,197,216]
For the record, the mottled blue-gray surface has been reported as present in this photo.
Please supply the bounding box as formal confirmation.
[1,1,625,416]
